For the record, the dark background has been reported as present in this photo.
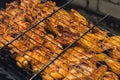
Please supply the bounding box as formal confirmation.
[0,0,15,9]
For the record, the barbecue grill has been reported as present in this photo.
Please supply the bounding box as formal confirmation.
[0,0,120,80]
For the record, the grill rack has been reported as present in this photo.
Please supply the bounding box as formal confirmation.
[0,0,120,80]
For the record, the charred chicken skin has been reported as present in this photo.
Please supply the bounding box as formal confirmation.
[0,0,120,80]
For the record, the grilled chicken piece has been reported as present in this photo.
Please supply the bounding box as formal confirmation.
[6,1,20,16]
[0,21,7,35]
[31,1,56,21]
[64,60,96,80]
[78,29,108,52]
[102,72,119,80]
[16,44,67,79]
[90,65,107,80]
[55,25,79,46]
[42,58,68,80]
[89,24,108,39]
[63,47,96,80]
[20,0,41,9]
[46,9,88,36]
[16,56,30,69]
[70,9,89,35]
[46,8,72,36]
[94,53,120,75]
[109,36,120,47]
[89,65,118,80]
[97,36,120,61]
[0,10,10,34]
[110,47,120,62]
[106,36,120,61]
[67,47,96,63]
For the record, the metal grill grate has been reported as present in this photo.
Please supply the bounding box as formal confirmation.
[29,14,109,80]
[0,0,120,80]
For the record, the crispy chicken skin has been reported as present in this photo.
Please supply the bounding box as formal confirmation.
[0,0,120,80]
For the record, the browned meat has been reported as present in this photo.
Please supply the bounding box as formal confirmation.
[0,0,120,80]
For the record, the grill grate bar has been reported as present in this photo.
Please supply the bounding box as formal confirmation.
[3,26,92,79]
[0,0,73,50]
[2,36,86,80]
[1,25,108,80]
[29,14,109,80]
[2,26,95,79]
[5,21,120,80]
[1,37,59,79]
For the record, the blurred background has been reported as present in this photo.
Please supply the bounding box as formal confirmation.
[53,0,120,35]
[54,0,120,20]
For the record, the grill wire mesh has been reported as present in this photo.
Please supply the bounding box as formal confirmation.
[0,0,120,80]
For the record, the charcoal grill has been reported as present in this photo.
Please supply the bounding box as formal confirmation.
[0,0,120,80]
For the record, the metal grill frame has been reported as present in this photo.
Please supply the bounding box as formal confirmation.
[1,0,119,80]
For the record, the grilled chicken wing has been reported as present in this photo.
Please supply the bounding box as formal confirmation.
[20,0,41,9]
[90,65,107,80]
[93,53,120,75]
[63,47,96,80]
[89,65,118,80]
[106,36,120,61]
[97,36,120,62]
